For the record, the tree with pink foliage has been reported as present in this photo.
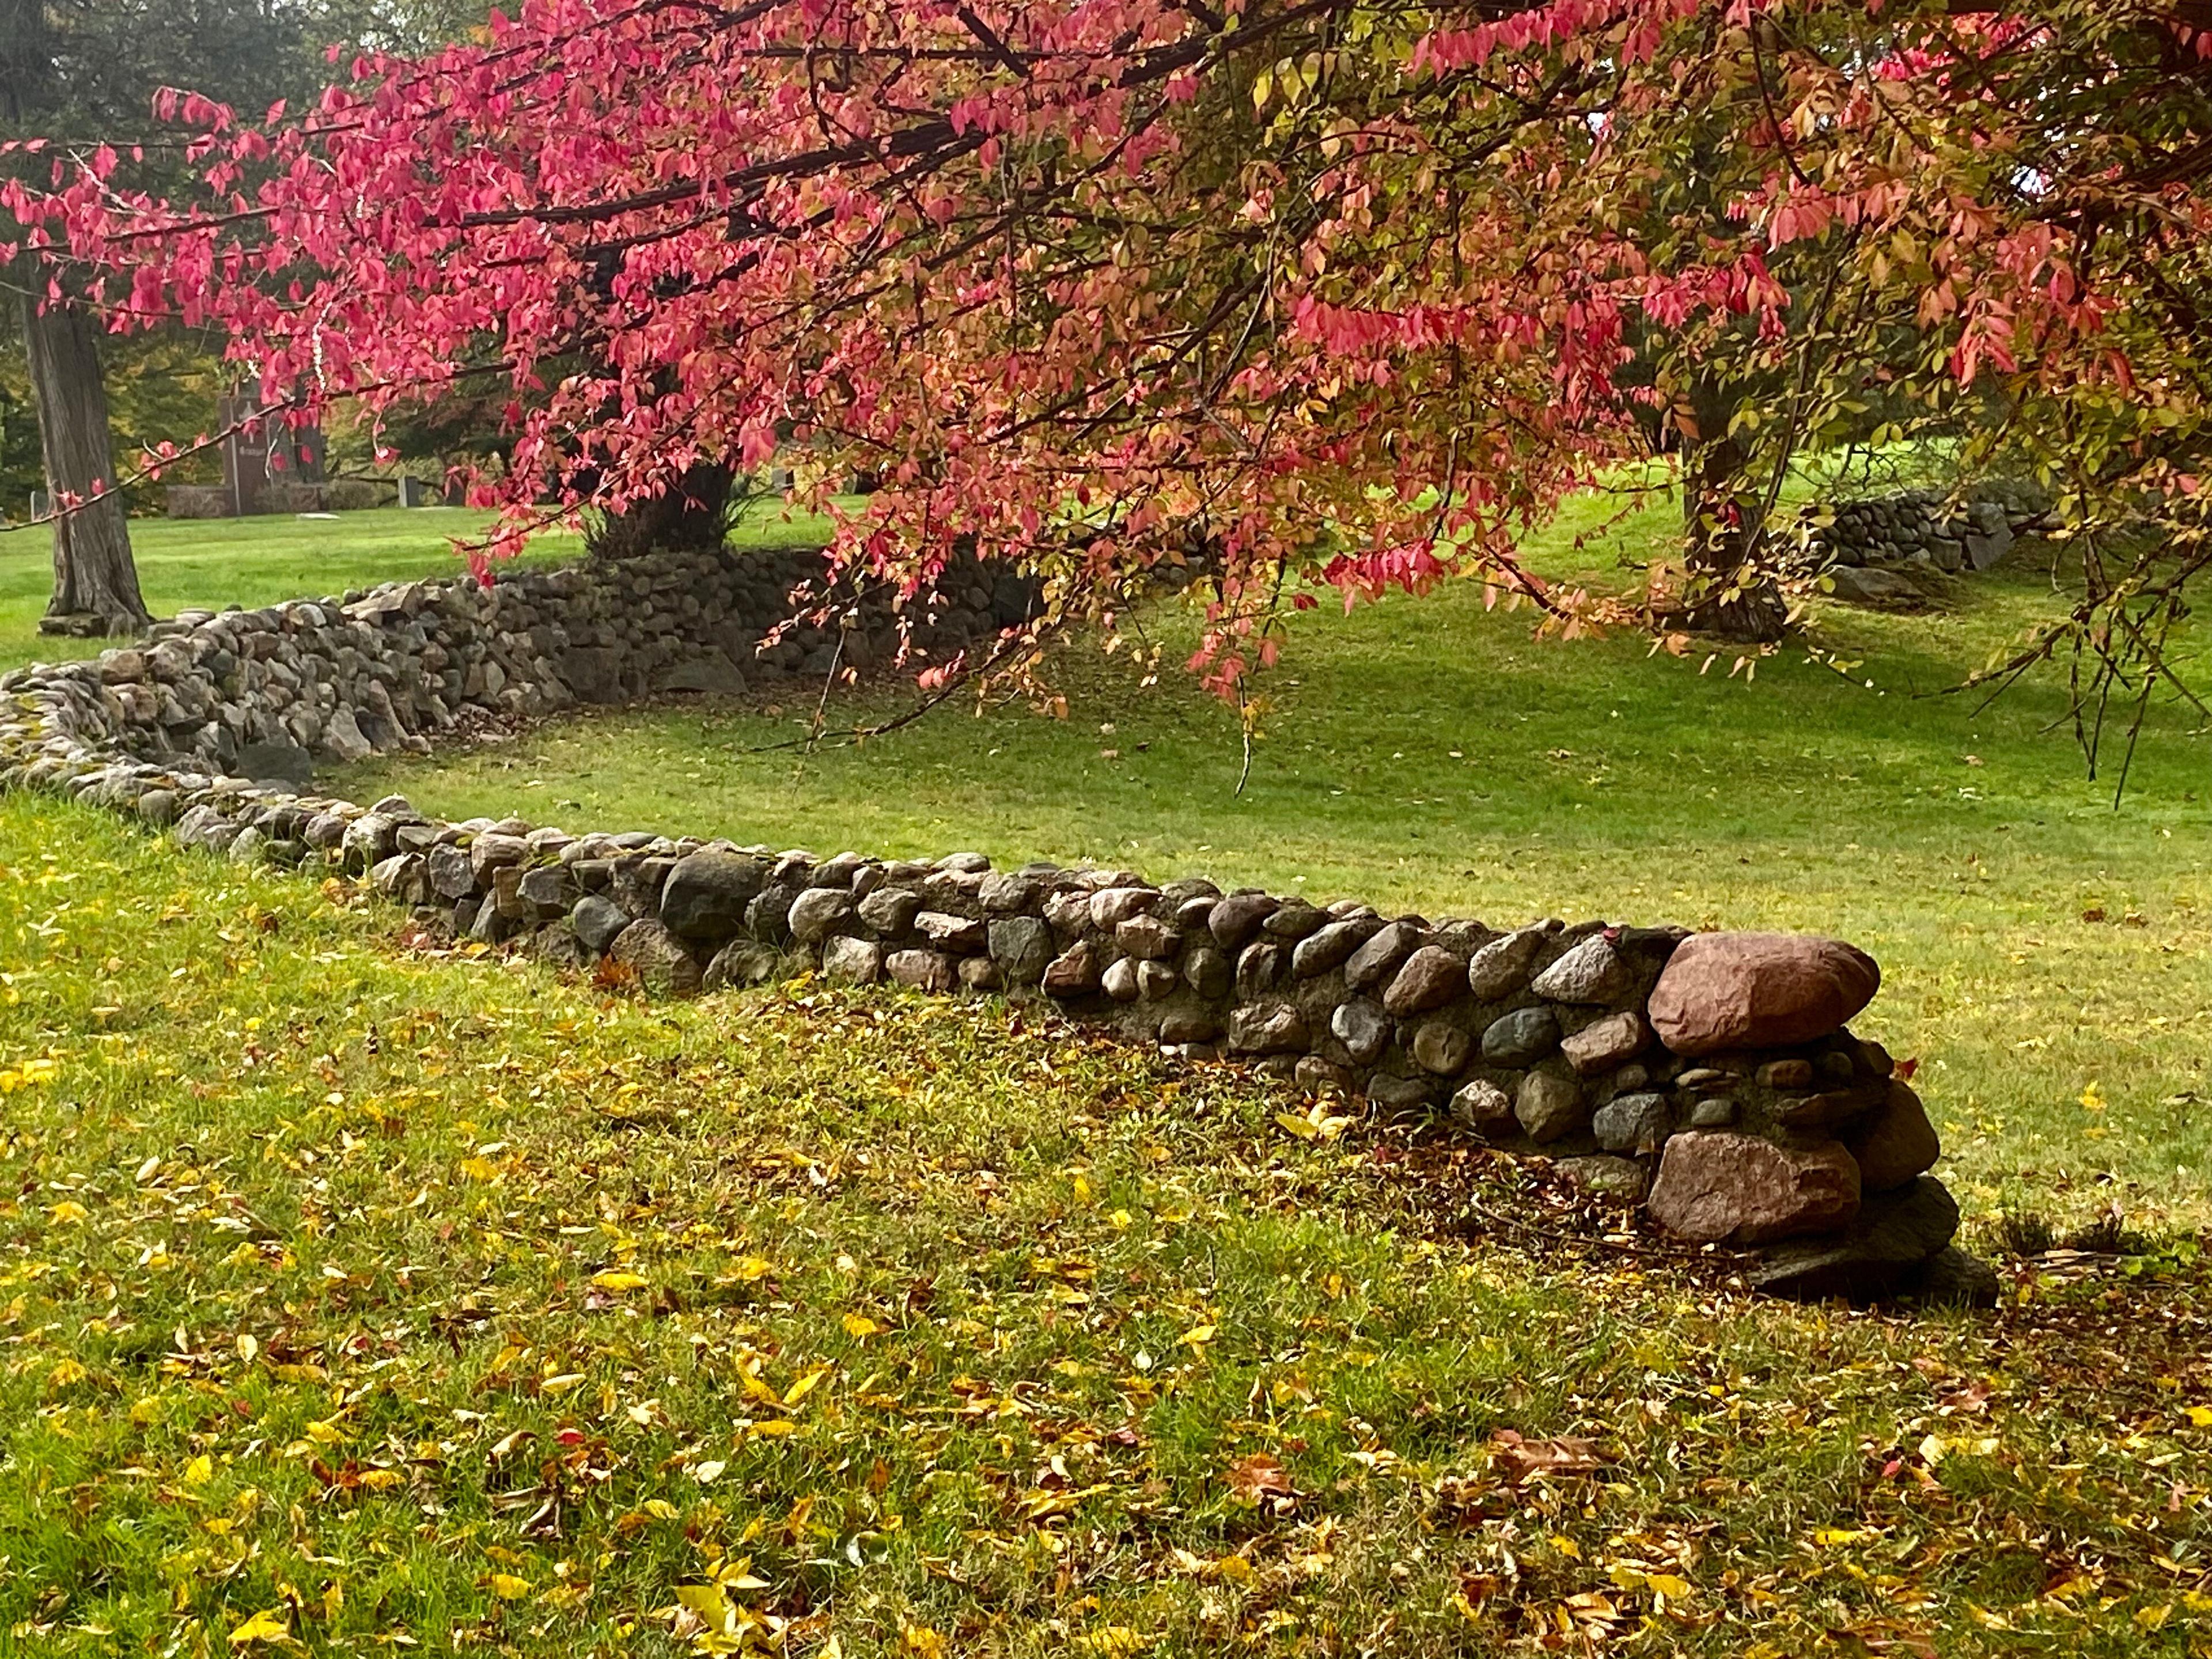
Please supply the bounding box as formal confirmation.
[10,1,2212,729]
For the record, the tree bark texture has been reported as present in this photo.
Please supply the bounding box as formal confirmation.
[19,270,149,634]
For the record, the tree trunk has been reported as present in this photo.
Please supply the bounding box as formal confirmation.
[19,269,149,636]
[1672,376,1787,643]
[585,463,737,561]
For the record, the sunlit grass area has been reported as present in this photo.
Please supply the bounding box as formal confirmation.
[329,492,2212,1230]
[0,794,2206,1656]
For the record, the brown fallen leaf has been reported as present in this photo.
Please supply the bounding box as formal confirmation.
[1224,1452,1296,1506]
[1488,1429,1608,1485]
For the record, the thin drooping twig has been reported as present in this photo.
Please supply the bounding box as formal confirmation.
[739,613,1065,755]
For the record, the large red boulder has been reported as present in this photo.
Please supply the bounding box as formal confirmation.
[1647,1132,1861,1244]
[1647,932,1878,1056]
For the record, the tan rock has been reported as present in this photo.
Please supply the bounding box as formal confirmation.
[1561,1010,1648,1075]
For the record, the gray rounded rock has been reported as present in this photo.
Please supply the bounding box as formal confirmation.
[1480,1005,1560,1066]
[1449,1078,1515,1134]
[1411,1020,1472,1075]
[570,894,631,954]
[1529,935,1633,1004]
[705,940,781,991]
[1592,1091,1673,1155]
[821,935,883,984]
[988,916,1054,984]
[1181,945,1232,999]
[1466,927,1546,1001]
[1330,998,1391,1066]
[661,850,769,940]
[1382,946,1465,1017]
[787,887,858,945]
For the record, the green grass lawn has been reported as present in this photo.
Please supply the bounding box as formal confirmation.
[0,508,579,671]
[1,797,2207,1657]
[317,493,2212,1234]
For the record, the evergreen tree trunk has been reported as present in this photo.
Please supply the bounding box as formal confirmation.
[19,267,149,635]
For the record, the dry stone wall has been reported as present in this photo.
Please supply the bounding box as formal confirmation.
[1807,481,2051,604]
[0,546,1989,1305]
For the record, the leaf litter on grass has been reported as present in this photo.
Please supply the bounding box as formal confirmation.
[0,800,2208,1656]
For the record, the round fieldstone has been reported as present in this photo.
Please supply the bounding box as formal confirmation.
[1844,1080,1941,1191]
[1207,892,1278,949]
[1090,886,1158,930]
[1115,915,1182,960]
[858,887,923,936]
[1365,1073,1437,1109]
[787,887,858,945]
[887,949,956,992]
[821,935,882,984]
[1330,998,1391,1066]
[609,919,703,998]
[570,894,632,954]
[1181,945,1232,999]
[1466,927,1546,1001]
[916,911,988,952]
[1043,940,1105,997]
[1228,1002,1309,1055]
[1591,1091,1672,1155]
[1260,903,1328,941]
[1449,1078,1514,1134]
[1647,933,1880,1056]
[1343,920,1422,991]
[1514,1070,1585,1143]
[987,916,1054,984]
[1159,1009,1222,1044]
[467,830,527,880]
[1102,958,1142,1002]
[1236,941,1285,999]
[1135,960,1177,999]
[1529,935,1633,1004]
[1383,946,1465,1017]
[1411,1020,1471,1075]
[1480,1005,1559,1066]
[1293,917,1379,978]
[1559,1009,1647,1075]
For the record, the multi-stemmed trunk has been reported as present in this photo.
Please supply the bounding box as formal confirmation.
[585,462,738,561]
[1673,377,1787,644]
[18,264,149,635]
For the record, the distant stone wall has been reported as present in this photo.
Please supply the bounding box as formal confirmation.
[0,548,1988,1305]
[3,543,1030,781]
[1808,480,2051,602]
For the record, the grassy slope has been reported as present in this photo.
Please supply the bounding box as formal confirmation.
[325,493,2212,1230]
[0,796,2206,1657]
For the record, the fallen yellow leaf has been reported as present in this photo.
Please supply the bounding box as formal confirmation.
[227,1609,289,1646]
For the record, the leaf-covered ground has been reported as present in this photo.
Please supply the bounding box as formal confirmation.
[3,794,2209,1657]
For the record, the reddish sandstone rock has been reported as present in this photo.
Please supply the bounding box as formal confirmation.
[1845,1080,1942,1191]
[1647,1132,1861,1245]
[1647,933,1879,1056]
